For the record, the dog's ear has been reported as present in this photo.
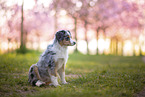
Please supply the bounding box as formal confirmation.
[56,30,65,42]
[67,30,71,35]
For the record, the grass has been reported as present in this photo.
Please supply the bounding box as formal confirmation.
[0,51,145,97]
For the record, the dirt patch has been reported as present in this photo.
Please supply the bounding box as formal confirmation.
[66,74,82,78]
[142,56,145,63]
[135,87,145,97]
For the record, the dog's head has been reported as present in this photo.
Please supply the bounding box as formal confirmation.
[55,30,76,46]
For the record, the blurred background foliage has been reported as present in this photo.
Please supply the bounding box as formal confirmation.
[0,0,145,56]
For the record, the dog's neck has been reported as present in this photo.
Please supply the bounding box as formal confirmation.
[52,38,68,62]
[53,38,68,50]
[53,38,68,53]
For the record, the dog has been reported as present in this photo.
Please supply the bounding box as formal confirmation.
[28,30,76,87]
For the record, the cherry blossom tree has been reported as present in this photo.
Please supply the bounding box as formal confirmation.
[0,0,53,53]
[78,0,93,54]
[90,0,145,55]
[50,0,80,52]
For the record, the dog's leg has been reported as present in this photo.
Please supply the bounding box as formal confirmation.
[33,65,45,86]
[33,65,42,80]
[58,64,68,84]
[48,66,60,87]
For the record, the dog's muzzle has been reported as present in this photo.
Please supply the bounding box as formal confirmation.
[70,39,76,46]
[72,41,76,45]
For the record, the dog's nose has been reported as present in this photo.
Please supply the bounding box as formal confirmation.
[73,42,76,45]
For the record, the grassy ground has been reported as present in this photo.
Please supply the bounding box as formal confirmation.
[0,51,145,97]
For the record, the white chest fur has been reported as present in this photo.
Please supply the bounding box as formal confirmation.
[54,50,68,69]
[57,58,65,70]
[52,42,68,61]
[52,42,68,69]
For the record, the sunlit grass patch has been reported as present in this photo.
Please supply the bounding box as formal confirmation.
[0,52,145,97]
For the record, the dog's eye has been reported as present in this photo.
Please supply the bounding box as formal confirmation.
[65,37,70,41]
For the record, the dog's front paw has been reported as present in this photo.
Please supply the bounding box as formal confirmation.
[49,83,61,87]
[62,81,69,85]
[54,84,61,87]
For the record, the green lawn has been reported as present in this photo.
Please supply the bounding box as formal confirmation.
[0,52,145,97]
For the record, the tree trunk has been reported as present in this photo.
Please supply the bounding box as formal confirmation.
[132,42,135,56]
[121,40,124,56]
[114,38,117,55]
[116,38,118,55]
[74,17,78,53]
[84,21,89,54]
[19,0,27,53]
[110,38,113,55]
[139,44,142,56]
[96,27,100,55]
[20,0,24,49]
[38,35,40,51]
[103,29,106,55]
[54,0,59,33]
[8,38,11,53]
[111,38,115,55]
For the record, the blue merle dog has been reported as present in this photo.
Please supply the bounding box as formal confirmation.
[28,30,76,87]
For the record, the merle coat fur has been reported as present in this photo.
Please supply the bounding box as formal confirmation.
[28,30,76,87]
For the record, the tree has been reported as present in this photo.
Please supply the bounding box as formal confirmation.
[78,0,92,54]
[90,0,145,55]
[50,0,80,52]
[20,0,25,52]
[49,0,60,33]
[90,0,117,55]
[115,0,145,56]
[0,0,53,53]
